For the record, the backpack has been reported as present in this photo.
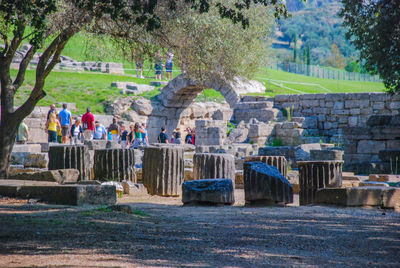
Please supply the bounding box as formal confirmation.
[82,114,88,130]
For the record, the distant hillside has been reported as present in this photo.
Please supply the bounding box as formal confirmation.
[275,0,355,66]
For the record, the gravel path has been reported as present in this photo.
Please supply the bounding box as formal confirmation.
[0,190,399,267]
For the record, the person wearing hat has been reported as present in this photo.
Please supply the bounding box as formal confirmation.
[93,120,107,140]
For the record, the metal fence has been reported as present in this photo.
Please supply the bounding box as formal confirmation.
[268,61,382,83]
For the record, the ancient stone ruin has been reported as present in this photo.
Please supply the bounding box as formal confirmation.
[244,155,287,177]
[142,145,185,196]
[93,149,136,182]
[48,144,90,181]
[182,179,235,205]
[193,153,235,183]
[297,160,343,205]
[243,162,293,205]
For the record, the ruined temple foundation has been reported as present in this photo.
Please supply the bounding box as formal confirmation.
[193,153,235,185]
[48,145,90,181]
[297,160,343,205]
[244,155,287,177]
[142,145,184,196]
[93,149,136,182]
[243,162,293,205]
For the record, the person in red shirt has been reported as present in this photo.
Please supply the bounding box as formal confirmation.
[81,107,95,140]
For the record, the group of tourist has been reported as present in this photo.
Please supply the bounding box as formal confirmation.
[135,50,174,80]
[44,103,90,144]
[17,103,196,147]
[155,50,174,80]
[156,126,195,145]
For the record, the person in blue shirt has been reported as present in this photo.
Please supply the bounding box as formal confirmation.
[93,120,107,140]
[141,123,149,146]
[157,126,169,144]
[58,103,72,144]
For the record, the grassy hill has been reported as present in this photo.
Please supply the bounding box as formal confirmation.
[12,66,386,115]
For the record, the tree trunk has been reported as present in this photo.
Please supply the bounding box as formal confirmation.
[0,116,19,179]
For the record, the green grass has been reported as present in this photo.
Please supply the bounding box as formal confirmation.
[12,65,387,115]
[11,69,162,114]
[254,68,386,96]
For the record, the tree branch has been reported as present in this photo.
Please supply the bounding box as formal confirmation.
[5,19,26,64]
[36,28,74,79]
[12,46,36,90]
[0,30,8,56]
[13,84,46,122]
[43,39,68,78]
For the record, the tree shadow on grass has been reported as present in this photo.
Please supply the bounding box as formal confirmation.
[0,202,399,267]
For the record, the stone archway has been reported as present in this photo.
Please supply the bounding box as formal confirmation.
[143,74,265,142]
[158,74,265,109]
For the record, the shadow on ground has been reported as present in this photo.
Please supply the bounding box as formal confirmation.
[0,200,399,267]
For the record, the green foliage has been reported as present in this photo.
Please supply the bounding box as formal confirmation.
[285,106,294,121]
[277,0,356,65]
[152,1,275,82]
[195,89,225,103]
[390,156,399,175]
[340,0,400,93]
[324,44,346,69]
[270,138,283,147]
[345,61,361,73]
[227,122,237,136]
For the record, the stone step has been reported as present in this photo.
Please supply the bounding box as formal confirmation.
[0,180,116,206]
[314,187,400,208]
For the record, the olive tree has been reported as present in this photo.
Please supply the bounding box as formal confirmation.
[0,0,287,178]
[340,0,400,93]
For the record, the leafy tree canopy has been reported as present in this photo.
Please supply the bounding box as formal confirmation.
[340,0,400,93]
[98,0,275,82]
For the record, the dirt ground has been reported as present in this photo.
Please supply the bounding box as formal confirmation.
[0,190,399,267]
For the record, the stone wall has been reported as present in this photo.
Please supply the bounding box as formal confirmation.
[274,93,400,137]
[342,115,400,172]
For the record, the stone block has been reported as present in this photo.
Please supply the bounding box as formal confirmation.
[12,144,42,153]
[333,101,344,109]
[84,140,120,150]
[122,181,147,195]
[182,179,234,205]
[8,169,79,184]
[244,155,287,177]
[357,140,386,154]
[142,145,184,196]
[48,145,90,181]
[359,181,389,187]
[0,181,116,206]
[11,152,48,168]
[297,160,343,205]
[235,171,244,189]
[243,162,293,205]
[93,149,136,182]
[195,120,227,146]
[310,150,343,161]
[314,187,400,208]
[193,153,235,185]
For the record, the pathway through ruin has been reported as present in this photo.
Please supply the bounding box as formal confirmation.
[0,191,399,267]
